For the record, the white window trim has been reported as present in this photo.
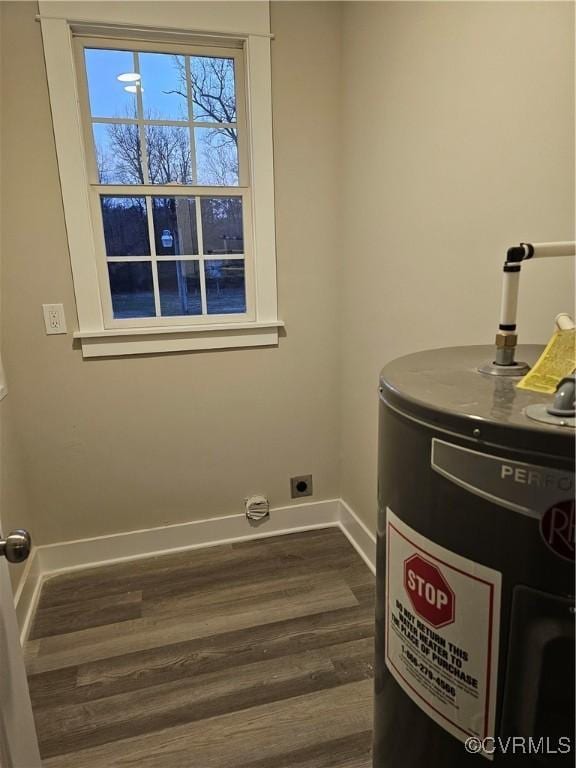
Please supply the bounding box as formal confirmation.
[39,11,281,357]
[76,37,256,331]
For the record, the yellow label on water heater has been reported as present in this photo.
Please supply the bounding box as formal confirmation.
[517,329,576,394]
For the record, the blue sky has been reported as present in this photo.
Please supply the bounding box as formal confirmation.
[84,48,234,122]
[87,49,240,186]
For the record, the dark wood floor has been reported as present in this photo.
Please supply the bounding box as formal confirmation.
[24,528,375,768]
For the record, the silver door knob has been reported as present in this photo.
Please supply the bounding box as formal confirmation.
[0,530,31,563]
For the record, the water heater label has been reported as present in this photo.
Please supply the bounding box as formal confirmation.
[431,438,574,520]
[385,508,501,758]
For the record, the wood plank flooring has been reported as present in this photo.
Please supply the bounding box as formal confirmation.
[25,529,375,767]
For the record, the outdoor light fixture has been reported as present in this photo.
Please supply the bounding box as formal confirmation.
[161,230,174,249]
[117,72,141,83]
[123,85,143,94]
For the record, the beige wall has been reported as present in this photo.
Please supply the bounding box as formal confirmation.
[0,1,574,561]
[0,1,342,545]
[339,1,575,530]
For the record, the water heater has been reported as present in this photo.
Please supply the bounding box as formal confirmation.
[373,344,574,766]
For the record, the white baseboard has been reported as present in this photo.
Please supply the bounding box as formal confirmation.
[15,498,375,645]
[14,551,42,641]
[339,499,376,574]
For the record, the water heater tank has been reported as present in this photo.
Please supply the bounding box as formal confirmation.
[374,345,574,766]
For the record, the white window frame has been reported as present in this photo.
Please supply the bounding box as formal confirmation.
[78,37,255,330]
[39,6,280,357]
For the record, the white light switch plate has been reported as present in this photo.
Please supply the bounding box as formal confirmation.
[42,303,67,335]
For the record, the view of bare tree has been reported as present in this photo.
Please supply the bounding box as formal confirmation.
[97,118,192,185]
[145,124,192,185]
[167,55,238,185]
[95,56,238,187]
[168,56,236,134]
[95,54,245,318]
[98,123,143,184]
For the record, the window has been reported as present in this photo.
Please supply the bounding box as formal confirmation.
[39,5,279,356]
[79,40,252,328]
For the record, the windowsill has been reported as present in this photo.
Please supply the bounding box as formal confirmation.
[73,321,284,357]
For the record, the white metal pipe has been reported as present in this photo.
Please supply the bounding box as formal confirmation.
[527,241,576,259]
[499,240,575,330]
[499,269,520,328]
[482,240,575,373]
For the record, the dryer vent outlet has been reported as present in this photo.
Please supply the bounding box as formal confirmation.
[245,495,270,522]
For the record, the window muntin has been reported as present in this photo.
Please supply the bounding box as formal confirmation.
[97,192,247,321]
[77,38,252,327]
[84,46,239,187]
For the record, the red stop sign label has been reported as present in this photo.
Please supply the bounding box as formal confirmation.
[404,554,455,628]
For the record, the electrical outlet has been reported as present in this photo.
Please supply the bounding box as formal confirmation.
[42,304,67,335]
[290,475,313,498]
